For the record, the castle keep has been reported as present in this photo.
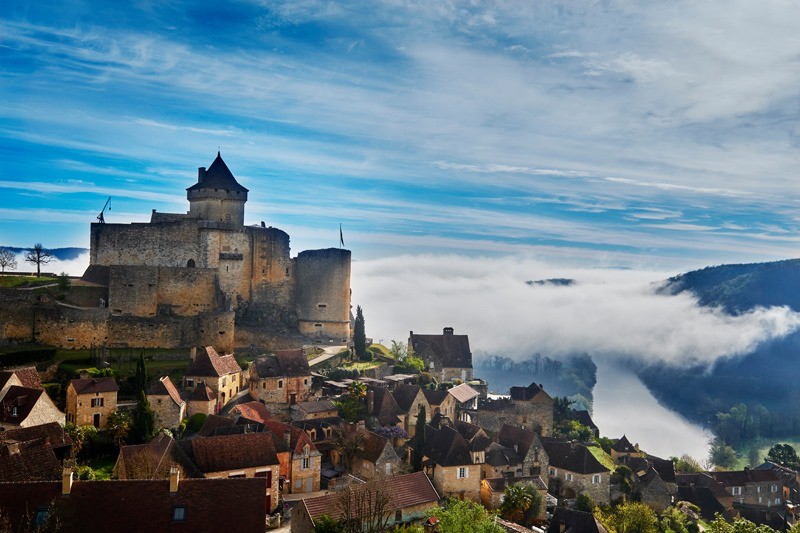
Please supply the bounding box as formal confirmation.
[1,154,351,350]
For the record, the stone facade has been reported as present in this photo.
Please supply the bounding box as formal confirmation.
[549,467,610,504]
[249,351,312,407]
[66,378,118,429]
[147,376,186,429]
[431,464,481,502]
[0,387,65,429]
[290,444,322,494]
[182,347,243,411]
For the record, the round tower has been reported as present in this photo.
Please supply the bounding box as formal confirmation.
[187,152,248,225]
[295,248,351,341]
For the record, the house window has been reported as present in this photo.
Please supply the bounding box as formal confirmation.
[775,498,781,505]
[565,473,573,482]
[221,377,227,387]
[91,398,104,408]
[172,506,186,522]
[262,382,266,389]
[304,379,308,386]
[732,486,742,496]
[278,380,284,389]
[457,467,468,479]
[11,407,17,417]
[772,485,778,492]
[302,458,310,469]
[549,468,556,476]
[592,474,601,484]
[757,486,762,493]
[33,508,49,526]
[187,379,194,388]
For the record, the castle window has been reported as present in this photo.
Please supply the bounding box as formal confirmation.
[314,324,322,328]
[278,380,284,389]
[187,259,195,268]
[219,331,225,335]
[262,269,266,274]
[317,304,327,309]
[285,268,289,277]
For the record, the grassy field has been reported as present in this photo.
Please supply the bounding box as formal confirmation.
[342,360,385,372]
[368,343,392,358]
[733,437,800,469]
[0,275,57,288]
[588,445,616,471]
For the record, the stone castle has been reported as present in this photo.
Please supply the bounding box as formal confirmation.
[0,153,351,351]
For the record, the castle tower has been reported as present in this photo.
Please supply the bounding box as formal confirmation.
[187,152,248,225]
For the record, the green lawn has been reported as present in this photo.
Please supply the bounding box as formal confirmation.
[0,275,57,288]
[342,360,384,372]
[588,445,616,471]
[87,456,117,480]
[368,343,392,358]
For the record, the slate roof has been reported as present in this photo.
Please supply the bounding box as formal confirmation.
[392,384,422,413]
[409,329,472,369]
[675,472,731,500]
[180,432,279,473]
[547,508,609,533]
[611,435,637,453]
[300,471,439,525]
[185,347,241,378]
[0,367,42,390]
[448,383,480,404]
[187,152,249,193]
[0,477,268,533]
[197,415,235,437]
[356,431,391,463]
[251,350,310,379]
[570,410,599,431]
[0,437,62,482]
[294,399,336,415]
[485,442,522,466]
[0,386,47,425]
[509,382,551,402]
[69,377,119,394]
[497,424,538,458]
[454,420,491,451]
[542,439,610,475]
[648,455,676,484]
[369,388,404,426]
[188,380,216,401]
[708,468,781,486]
[291,417,342,441]
[424,425,473,467]
[422,388,449,406]
[676,482,733,522]
[233,401,271,425]
[483,476,547,493]
[146,376,183,406]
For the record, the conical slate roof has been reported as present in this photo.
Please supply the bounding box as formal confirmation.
[187,152,248,193]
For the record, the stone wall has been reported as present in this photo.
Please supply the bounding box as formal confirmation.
[295,248,351,340]
[0,291,35,342]
[149,394,185,429]
[67,388,117,429]
[91,220,202,268]
[250,374,311,405]
[35,306,110,349]
[107,311,234,351]
[432,464,481,502]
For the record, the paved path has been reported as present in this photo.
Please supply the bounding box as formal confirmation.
[308,345,347,367]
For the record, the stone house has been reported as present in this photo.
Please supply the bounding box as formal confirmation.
[232,401,271,425]
[0,386,65,430]
[509,382,554,436]
[0,367,42,397]
[186,379,216,417]
[610,435,642,461]
[146,376,185,429]
[542,439,611,504]
[618,454,677,512]
[708,468,784,508]
[114,433,201,480]
[423,424,482,501]
[392,384,429,439]
[263,419,322,494]
[249,349,312,406]
[755,461,800,504]
[409,327,473,381]
[0,427,66,482]
[448,383,480,423]
[547,508,609,533]
[183,346,242,411]
[66,377,118,429]
[291,399,338,421]
[291,416,341,463]
[367,387,405,431]
[481,476,547,519]
[489,424,549,480]
[0,467,269,532]
[422,388,456,421]
[290,471,440,533]
[352,429,401,480]
[676,473,735,522]
[178,431,280,513]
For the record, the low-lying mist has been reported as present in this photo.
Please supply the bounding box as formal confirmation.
[351,254,800,367]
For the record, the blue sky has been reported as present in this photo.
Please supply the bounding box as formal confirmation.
[2,0,799,270]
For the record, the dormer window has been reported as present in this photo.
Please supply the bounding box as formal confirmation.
[11,407,18,417]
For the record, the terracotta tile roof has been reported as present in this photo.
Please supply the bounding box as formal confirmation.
[448,383,480,404]
[252,350,310,378]
[262,420,317,456]
[181,432,279,473]
[0,437,62,482]
[392,384,422,412]
[356,431,391,463]
[542,439,610,475]
[187,152,249,193]
[147,376,183,406]
[410,329,472,369]
[424,425,473,467]
[233,401,271,425]
[709,468,781,486]
[0,367,42,390]
[300,471,439,524]
[186,346,242,378]
[509,382,551,402]
[0,422,72,454]
[69,377,119,394]
[188,380,215,401]
[116,434,203,480]
[0,386,46,425]
[197,415,235,437]
[0,477,267,533]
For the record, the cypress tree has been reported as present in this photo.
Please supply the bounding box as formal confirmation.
[131,390,156,443]
[353,305,367,360]
[411,406,426,472]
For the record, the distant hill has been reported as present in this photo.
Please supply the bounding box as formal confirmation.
[640,258,800,447]
[660,258,800,314]
[0,246,89,261]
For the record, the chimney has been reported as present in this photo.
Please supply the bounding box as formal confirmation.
[367,389,375,414]
[198,167,206,183]
[443,327,454,335]
[169,466,180,493]
[6,442,19,455]
[62,467,74,495]
[570,440,577,450]
[189,346,197,362]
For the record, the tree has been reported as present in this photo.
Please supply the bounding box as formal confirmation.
[766,443,800,470]
[553,396,574,423]
[331,423,366,470]
[354,305,367,360]
[672,454,703,473]
[23,243,52,277]
[0,249,16,273]
[313,515,345,533]
[106,410,131,446]
[425,499,503,533]
[335,381,367,423]
[389,340,407,360]
[64,423,98,458]
[57,272,71,292]
[130,390,156,444]
[134,352,147,396]
[601,501,658,533]
[335,485,391,533]
[574,493,595,513]
[706,514,780,533]
[411,406,426,472]
[709,439,738,470]
[499,482,542,526]
[659,503,700,533]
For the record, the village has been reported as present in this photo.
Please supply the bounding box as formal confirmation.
[1,323,799,532]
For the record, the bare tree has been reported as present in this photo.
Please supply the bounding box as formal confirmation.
[0,249,16,273]
[330,423,366,470]
[24,243,52,277]
[336,484,392,533]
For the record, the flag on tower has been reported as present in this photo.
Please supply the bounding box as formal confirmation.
[339,224,345,247]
